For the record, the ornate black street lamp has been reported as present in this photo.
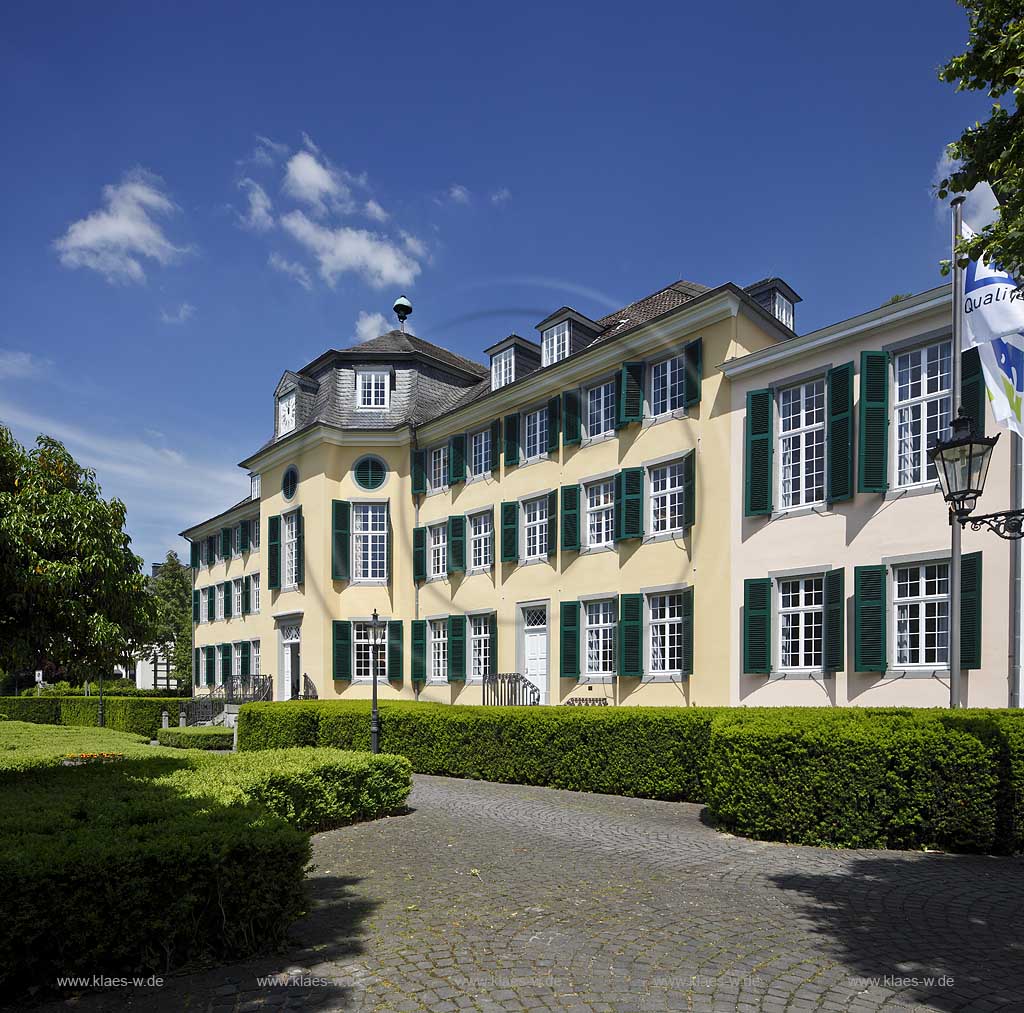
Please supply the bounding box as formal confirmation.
[369,609,384,754]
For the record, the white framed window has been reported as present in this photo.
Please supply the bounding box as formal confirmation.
[649,593,684,674]
[587,380,616,437]
[429,619,448,681]
[470,615,490,679]
[215,585,225,621]
[233,525,242,556]
[429,446,449,491]
[217,644,229,684]
[354,622,387,680]
[251,573,261,613]
[429,523,447,578]
[471,429,491,477]
[585,479,615,548]
[585,600,616,676]
[283,510,299,589]
[492,347,514,390]
[200,588,208,624]
[199,540,208,566]
[250,518,261,549]
[524,407,548,460]
[353,503,388,580]
[779,379,826,509]
[251,639,261,675]
[774,291,795,330]
[200,648,210,683]
[470,511,493,569]
[895,340,952,488]
[542,320,570,366]
[250,474,261,500]
[233,578,243,616]
[651,460,685,534]
[651,354,686,416]
[778,574,824,670]
[895,562,949,667]
[232,642,243,678]
[356,369,390,410]
[277,391,296,435]
[523,496,548,560]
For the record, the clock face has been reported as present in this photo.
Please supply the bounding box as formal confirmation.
[278,392,296,434]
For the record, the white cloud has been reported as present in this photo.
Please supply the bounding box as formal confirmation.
[364,199,389,222]
[448,183,471,204]
[238,178,274,231]
[0,349,52,381]
[354,310,389,343]
[491,187,512,205]
[160,302,195,324]
[301,131,320,154]
[933,150,1000,232]
[268,252,313,290]
[400,230,427,258]
[280,210,421,289]
[283,150,353,216]
[239,134,289,167]
[53,169,188,284]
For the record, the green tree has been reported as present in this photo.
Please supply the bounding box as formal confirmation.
[0,426,156,678]
[937,1,1023,274]
[147,551,193,682]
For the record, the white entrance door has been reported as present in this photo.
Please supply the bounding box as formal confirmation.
[280,624,301,701]
[523,607,548,704]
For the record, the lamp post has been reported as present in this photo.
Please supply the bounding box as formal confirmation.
[369,609,384,754]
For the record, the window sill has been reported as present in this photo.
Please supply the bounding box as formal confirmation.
[580,432,616,448]
[642,408,688,429]
[355,406,389,412]
[881,668,952,681]
[425,574,448,585]
[518,454,552,470]
[465,565,493,577]
[426,678,449,686]
[884,483,940,502]
[518,556,551,568]
[351,578,388,587]
[768,670,831,681]
[578,675,614,685]
[466,472,491,486]
[578,544,615,556]
[641,530,687,546]
[639,673,687,683]
[424,486,450,498]
[771,504,827,521]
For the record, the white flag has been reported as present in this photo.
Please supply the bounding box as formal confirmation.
[960,223,1024,347]
[977,335,1024,438]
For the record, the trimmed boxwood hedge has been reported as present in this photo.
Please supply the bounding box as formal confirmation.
[157,726,235,750]
[0,696,182,738]
[238,701,1024,854]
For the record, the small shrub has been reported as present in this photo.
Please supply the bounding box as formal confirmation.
[157,726,234,750]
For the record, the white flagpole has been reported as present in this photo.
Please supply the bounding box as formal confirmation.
[950,196,966,709]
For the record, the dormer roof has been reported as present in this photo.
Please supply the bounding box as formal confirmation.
[535,306,604,334]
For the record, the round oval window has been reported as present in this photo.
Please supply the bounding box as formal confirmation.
[282,466,299,500]
[354,455,387,490]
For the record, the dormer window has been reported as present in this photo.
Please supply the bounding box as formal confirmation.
[356,369,390,410]
[278,391,296,436]
[541,321,570,367]
[492,347,514,390]
[773,292,794,330]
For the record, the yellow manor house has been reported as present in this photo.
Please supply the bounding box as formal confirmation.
[183,275,1021,708]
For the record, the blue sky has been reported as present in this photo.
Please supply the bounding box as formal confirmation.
[0,1,993,566]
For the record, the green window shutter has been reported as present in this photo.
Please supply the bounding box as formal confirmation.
[858,350,890,493]
[742,578,772,674]
[682,450,696,531]
[683,337,703,408]
[961,551,983,669]
[223,582,232,620]
[190,541,200,569]
[193,647,200,686]
[547,490,558,557]
[240,520,250,553]
[618,593,644,677]
[242,576,251,615]
[681,586,694,676]
[332,500,351,581]
[450,434,467,484]
[827,361,855,503]
[240,641,251,678]
[192,589,199,622]
[295,508,304,585]
[961,348,986,436]
[745,388,774,516]
[388,620,403,680]
[560,601,580,679]
[489,418,502,472]
[448,515,466,574]
[207,534,217,563]
[448,615,466,682]
[413,526,427,581]
[267,515,281,589]
[411,449,426,495]
[332,621,352,681]
[823,568,845,672]
[205,646,215,685]
[411,620,427,683]
[221,643,231,680]
[854,564,887,672]
[206,587,215,622]
[547,396,561,453]
[618,361,646,425]
[488,611,498,674]
[614,468,644,541]
[562,390,581,445]
[500,502,518,562]
[504,413,520,466]
[221,527,231,558]
[561,485,580,551]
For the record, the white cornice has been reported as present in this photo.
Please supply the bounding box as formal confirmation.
[239,424,410,473]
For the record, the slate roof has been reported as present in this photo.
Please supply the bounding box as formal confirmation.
[179,495,258,538]
[591,279,710,343]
